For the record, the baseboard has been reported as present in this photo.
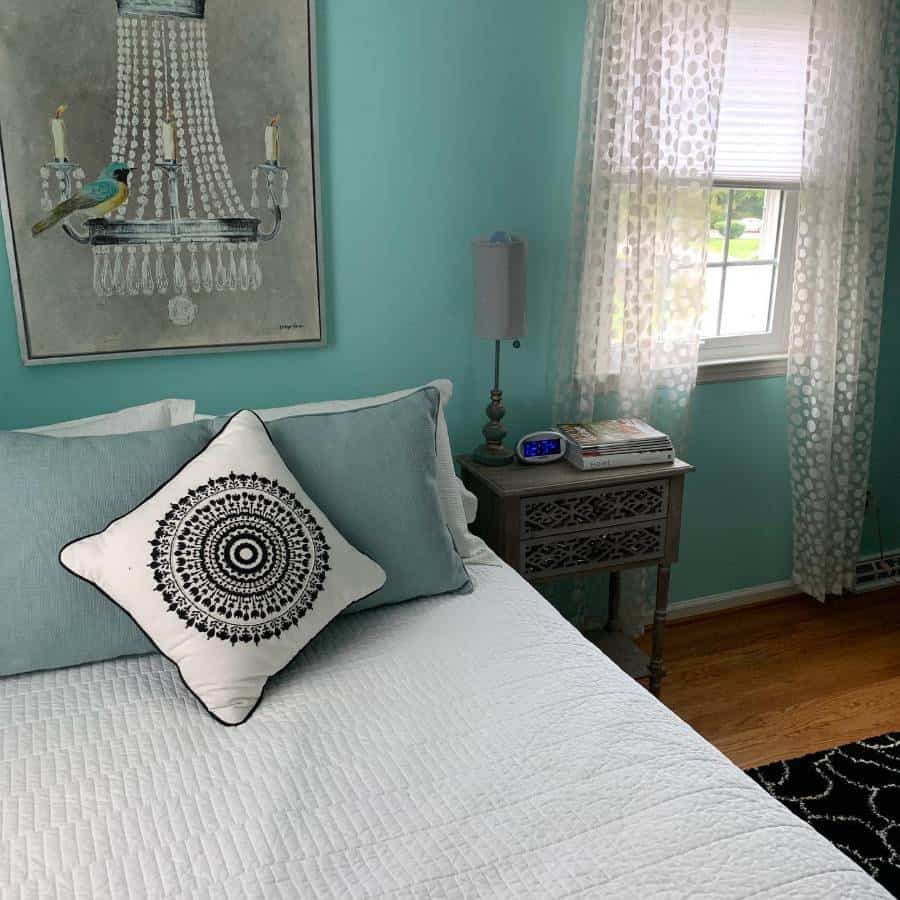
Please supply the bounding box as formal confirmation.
[667,580,799,622]
[581,579,799,633]
[583,555,900,631]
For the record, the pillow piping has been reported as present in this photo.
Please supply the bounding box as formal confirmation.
[58,409,386,727]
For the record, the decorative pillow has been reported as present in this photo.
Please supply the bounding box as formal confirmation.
[20,398,196,436]
[198,380,495,565]
[259,386,471,613]
[0,419,215,678]
[60,411,385,726]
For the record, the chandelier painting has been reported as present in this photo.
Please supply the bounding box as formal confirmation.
[0,0,323,363]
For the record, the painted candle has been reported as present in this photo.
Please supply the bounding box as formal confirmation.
[265,115,280,164]
[162,115,177,162]
[50,105,67,161]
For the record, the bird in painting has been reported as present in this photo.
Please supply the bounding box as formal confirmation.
[32,161,130,237]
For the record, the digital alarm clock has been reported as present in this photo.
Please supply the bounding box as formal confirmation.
[515,430,567,464]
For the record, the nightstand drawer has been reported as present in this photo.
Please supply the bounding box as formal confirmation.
[520,480,668,539]
[521,519,666,578]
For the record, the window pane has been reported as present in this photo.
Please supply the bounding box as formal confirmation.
[708,188,729,262]
[726,188,766,261]
[719,264,775,335]
[757,190,782,258]
[701,267,723,338]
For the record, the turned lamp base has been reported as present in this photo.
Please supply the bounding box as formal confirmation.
[473,374,515,467]
[473,442,515,466]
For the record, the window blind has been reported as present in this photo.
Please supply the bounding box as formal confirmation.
[714,0,811,187]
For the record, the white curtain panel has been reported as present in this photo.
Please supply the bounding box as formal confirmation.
[787,0,900,600]
[555,0,730,446]
[555,0,729,632]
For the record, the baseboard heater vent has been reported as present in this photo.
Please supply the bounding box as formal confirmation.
[853,552,900,593]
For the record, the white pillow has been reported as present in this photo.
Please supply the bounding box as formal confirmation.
[457,476,478,524]
[21,399,195,436]
[60,410,386,726]
[197,381,496,565]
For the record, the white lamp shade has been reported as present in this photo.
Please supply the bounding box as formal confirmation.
[472,236,527,340]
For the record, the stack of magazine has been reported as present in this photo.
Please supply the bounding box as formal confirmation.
[556,418,674,471]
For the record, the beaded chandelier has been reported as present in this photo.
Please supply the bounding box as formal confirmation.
[38,0,287,310]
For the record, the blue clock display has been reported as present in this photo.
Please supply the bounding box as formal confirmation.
[515,430,567,464]
[522,437,561,458]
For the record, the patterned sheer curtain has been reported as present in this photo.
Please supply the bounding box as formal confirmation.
[555,0,730,631]
[555,0,730,444]
[788,0,900,600]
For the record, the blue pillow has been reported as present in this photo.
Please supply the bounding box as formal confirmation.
[261,386,470,612]
[0,420,215,677]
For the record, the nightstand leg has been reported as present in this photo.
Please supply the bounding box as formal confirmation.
[606,571,621,633]
[649,564,670,696]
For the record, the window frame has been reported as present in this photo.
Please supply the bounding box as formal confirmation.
[698,184,798,375]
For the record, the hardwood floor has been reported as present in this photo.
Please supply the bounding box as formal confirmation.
[629,584,900,769]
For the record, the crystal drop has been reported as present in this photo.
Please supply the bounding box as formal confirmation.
[254,257,263,291]
[155,248,169,293]
[250,168,259,209]
[201,248,214,292]
[238,246,250,291]
[141,248,154,295]
[226,247,238,291]
[100,251,114,297]
[93,248,103,296]
[214,247,227,292]
[112,249,126,295]
[40,190,52,212]
[39,166,50,179]
[126,248,140,296]
[189,248,201,293]
[173,248,186,295]
[280,171,289,209]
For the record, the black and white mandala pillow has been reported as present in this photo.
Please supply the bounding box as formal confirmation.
[60,411,386,725]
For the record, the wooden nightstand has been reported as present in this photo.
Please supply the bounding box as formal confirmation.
[459,456,693,695]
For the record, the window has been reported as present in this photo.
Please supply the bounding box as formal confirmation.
[700,186,797,363]
[699,0,809,374]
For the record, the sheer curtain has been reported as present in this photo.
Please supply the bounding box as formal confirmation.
[555,0,729,446]
[787,0,900,600]
[555,0,730,631]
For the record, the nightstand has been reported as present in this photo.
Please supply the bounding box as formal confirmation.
[459,456,693,695]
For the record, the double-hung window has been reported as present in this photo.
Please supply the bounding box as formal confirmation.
[699,0,809,376]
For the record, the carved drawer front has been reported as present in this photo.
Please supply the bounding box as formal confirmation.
[521,520,665,578]
[520,480,668,539]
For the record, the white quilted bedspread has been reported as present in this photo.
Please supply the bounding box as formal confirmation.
[0,563,887,899]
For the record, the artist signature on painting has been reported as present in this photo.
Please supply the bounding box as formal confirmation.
[279,323,305,330]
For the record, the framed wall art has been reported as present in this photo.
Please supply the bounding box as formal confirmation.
[0,0,324,365]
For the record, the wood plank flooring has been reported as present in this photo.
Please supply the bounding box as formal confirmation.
[625,584,900,769]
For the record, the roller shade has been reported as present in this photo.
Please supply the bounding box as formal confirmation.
[714,0,811,187]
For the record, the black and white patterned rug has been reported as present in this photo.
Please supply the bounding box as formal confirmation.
[748,733,900,897]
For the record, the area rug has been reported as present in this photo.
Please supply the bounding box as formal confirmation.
[748,733,900,897]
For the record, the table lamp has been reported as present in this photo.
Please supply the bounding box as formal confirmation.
[472,231,527,466]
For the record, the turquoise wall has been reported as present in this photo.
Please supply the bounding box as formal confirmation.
[0,0,896,607]
[866,118,900,558]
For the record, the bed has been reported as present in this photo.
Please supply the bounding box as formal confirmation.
[1,561,887,898]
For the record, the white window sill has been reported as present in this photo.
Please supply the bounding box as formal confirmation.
[697,355,787,384]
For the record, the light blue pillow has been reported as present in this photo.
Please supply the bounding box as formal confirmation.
[260,386,471,613]
[0,420,215,677]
